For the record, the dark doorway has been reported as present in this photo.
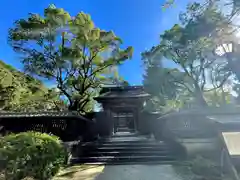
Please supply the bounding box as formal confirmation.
[113,112,135,133]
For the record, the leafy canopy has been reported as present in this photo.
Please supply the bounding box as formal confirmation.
[0,60,65,111]
[8,4,133,113]
[142,1,235,112]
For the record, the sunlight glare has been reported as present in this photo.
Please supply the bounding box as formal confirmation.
[215,43,233,56]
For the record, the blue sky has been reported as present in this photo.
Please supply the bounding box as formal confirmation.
[0,0,194,85]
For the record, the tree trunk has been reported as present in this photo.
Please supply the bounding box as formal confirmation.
[196,92,208,107]
[68,100,79,111]
[227,54,240,82]
[194,83,208,107]
[221,87,226,105]
[68,98,90,114]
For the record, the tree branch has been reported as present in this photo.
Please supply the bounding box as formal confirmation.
[204,72,231,92]
[168,72,194,94]
[173,48,192,77]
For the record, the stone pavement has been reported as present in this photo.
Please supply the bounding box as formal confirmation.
[55,164,194,180]
[94,164,191,180]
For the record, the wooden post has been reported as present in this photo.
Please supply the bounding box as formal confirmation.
[133,107,137,132]
[109,108,114,135]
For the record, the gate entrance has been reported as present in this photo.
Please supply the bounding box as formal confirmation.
[113,112,135,132]
[94,86,150,134]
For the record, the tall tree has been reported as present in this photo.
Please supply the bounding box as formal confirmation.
[0,60,65,111]
[142,53,186,111]
[143,2,232,108]
[8,5,133,113]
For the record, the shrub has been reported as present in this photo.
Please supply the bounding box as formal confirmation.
[0,132,67,180]
[174,156,232,180]
[189,156,222,179]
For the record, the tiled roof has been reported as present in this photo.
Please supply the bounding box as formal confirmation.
[0,111,92,122]
[158,107,240,121]
[96,86,150,100]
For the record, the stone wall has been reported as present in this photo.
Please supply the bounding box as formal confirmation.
[161,113,218,137]
[159,113,220,158]
[138,111,163,136]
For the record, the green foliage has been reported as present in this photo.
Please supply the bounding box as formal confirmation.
[142,1,235,111]
[143,59,176,99]
[8,4,133,113]
[174,156,233,180]
[189,156,233,180]
[0,132,67,180]
[143,57,188,112]
[204,89,232,106]
[0,60,66,111]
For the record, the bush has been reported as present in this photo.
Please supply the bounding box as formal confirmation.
[0,132,68,180]
[189,156,222,179]
[174,156,232,180]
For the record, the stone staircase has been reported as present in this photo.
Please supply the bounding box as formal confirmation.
[71,132,179,165]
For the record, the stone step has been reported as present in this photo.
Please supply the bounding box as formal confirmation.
[105,138,157,141]
[91,139,162,145]
[100,140,165,144]
[111,133,140,138]
[80,146,172,155]
[103,139,156,143]
[89,137,161,142]
[96,143,168,148]
[71,155,176,164]
[70,160,177,165]
[91,146,171,152]
[85,150,174,157]
[117,127,130,129]
[73,133,179,165]
[83,143,169,149]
